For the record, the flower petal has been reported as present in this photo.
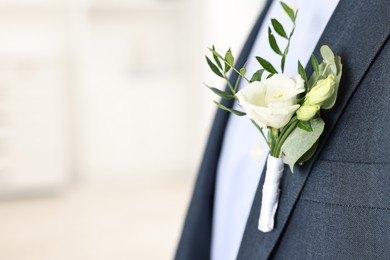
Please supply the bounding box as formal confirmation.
[236,74,303,129]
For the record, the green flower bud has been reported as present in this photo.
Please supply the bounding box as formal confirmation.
[304,74,335,106]
[296,105,320,121]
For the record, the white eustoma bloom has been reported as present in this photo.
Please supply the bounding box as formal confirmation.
[236,74,305,129]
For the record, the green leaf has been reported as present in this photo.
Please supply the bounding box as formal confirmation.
[266,73,275,79]
[298,60,308,91]
[321,56,343,109]
[206,56,223,78]
[214,101,246,116]
[256,56,278,74]
[281,117,325,172]
[239,67,247,76]
[250,69,264,82]
[329,63,337,74]
[225,49,234,65]
[320,45,335,64]
[205,84,235,100]
[296,96,305,104]
[208,47,224,62]
[297,120,313,132]
[271,19,288,39]
[307,73,316,90]
[268,27,283,55]
[225,49,234,73]
[298,139,319,164]
[209,47,247,81]
[311,54,319,76]
[212,45,222,69]
[298,61,307,82]
[280,2,296,22]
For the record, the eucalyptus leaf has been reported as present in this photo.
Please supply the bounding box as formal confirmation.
[330,63,337,74]
[280,1,296,22]
[320,45,335,64]
[321,56,342,109]
[250,69,264,82]
[281,117,325,172]
[298,139,319,164]
[268,27,283,55]
[256,56,278,74]
[225,49,234,73]
[271,19,288,39]
[214,101,246,116]
[319,60,332,76]
[206,56,223,78]
[308,60,333,90]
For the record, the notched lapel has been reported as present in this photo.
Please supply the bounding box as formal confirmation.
[238,1,390,259]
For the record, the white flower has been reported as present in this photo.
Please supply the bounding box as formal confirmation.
[304,74,335,107]
[296,104,320,121]
[236,74,305,129]
[296,74,336,121]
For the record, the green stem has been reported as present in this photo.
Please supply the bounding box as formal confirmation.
[250,120,271,149]
[209,49,250,82]
[321,63,330,77]
[281,22,296,73]
[233,75,242,92]
[273,118,299,157]
[223,73,236,94]
[270,127,280,157]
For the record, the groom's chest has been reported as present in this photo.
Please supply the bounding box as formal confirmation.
[272,39,390,260]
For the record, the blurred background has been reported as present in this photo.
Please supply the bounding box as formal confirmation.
[0,0,265,259]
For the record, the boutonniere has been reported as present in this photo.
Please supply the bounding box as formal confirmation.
[205,2,342,232]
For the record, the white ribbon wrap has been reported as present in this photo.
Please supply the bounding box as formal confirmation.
[258,155,285,232]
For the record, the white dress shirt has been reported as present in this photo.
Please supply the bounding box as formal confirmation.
[211,1,340,259]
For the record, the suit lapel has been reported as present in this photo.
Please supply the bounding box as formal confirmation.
[238,1,390,259]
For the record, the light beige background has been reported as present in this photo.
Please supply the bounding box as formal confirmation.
[0,0,265,259]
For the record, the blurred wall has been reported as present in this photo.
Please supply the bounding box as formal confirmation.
[0,0,72,193]
[201,0,266,137]
[71,0,205,178]
[0,0,266,193]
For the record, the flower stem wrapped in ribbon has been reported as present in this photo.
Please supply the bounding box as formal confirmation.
[205,2,342,232]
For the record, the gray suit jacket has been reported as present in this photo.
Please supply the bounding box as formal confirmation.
[176,0,390,259]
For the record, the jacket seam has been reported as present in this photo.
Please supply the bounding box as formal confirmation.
[316,158,390,165]
[301,198,390,211]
